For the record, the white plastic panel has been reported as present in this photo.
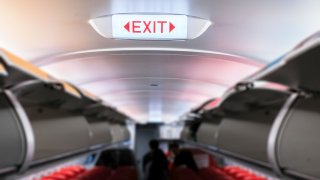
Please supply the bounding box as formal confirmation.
[23,106,91,161]
[278,96,320,179]
[110,124,130,143]
[0,93,25,170]
[217,93,286,164]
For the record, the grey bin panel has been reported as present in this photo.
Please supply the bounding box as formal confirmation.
[255,38,320,92]
[24,106,91,161]
[180,126,192,141]
[197,122,219,146]
[278,97,320,178]
[0,94,25,169]
[110,124,130,143]
[217,105,282,163]
[197,114,222,146]
[122,127,130,141]
[88,121,112,146]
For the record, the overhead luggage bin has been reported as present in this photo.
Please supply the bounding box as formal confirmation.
[246,32,320,179]
[0,63,8,80]
[0,49,119,170]
[84,102,128,123]
[277,96,320,179]
[0,93,26,174]
[0,49,53,87]
[248,31,320,93]
[79,88,102,104]
[196,108,223,147]
[0,49,100,111]
[110,123,130,143]
[22,105,91,163]
[84,103,114,148]
[83,101,131,147]
[87,118,112,148]
[0,50,46,173]
[216,86,290,167]
[180,125,193,141]
[180,112,203,142]
[0,49,103,163]
[11,80,86,110]
[183,98,222,147]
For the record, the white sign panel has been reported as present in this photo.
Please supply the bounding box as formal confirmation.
[112,14,188,40]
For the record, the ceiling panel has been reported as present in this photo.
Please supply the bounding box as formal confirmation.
[1,0,319,61]
[1,0,318,123]
[39,53,260,122]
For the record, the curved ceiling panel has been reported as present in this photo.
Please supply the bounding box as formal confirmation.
[41,53,261,86]
[80,77,226,97]
[103,91,203,123]
[1,0,318,123]
[39,53,260,122]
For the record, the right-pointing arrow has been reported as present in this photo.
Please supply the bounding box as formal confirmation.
[169,22,175,32]
[124,22,130,32]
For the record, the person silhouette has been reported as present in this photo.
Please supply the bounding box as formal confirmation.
[143,139,168,180]
[173,149,198,172]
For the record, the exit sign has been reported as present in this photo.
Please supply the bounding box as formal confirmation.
[112,14,188,40]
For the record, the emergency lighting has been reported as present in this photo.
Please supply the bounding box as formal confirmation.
[89,14,212,40]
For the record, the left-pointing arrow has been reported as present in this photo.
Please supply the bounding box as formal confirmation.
[124,22,130,32]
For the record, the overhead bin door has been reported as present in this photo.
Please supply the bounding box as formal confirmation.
[236,33,320,178]
[252,36,320,92]
[197,112,222,146]
[86,118,112,146]
[110,124,130,143]
[217,95,285,165]
[0,93,25,170]
[23,106,91,161]
[180,126,193,141]
[278,96,320,179]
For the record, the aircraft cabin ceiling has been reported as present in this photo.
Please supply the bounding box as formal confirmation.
[1,0,319,123]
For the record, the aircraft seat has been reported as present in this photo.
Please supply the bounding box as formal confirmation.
[76,166,112,180]
[116,166,138,179]
[55,166,86,179]
[40,174,69,180]
[39,165,87,180]
[199,167,234,180]
[185,148,218,168]
[171,167,203,180]
[222,166,266,180]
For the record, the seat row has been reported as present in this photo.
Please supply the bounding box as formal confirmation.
[169,148,266,180]
[171,166,266,180]
[39,165,138,180]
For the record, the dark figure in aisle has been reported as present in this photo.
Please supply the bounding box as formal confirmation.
[173,149,198,172]
[143,139,168,180]
[167,142,180,170]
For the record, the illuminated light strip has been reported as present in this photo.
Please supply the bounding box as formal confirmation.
[33,47,264,67]
[0,49,51,81]
[0,63,8,76]
[60,81,81,98]
[202,98,222,110]
[80,88,100,102]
